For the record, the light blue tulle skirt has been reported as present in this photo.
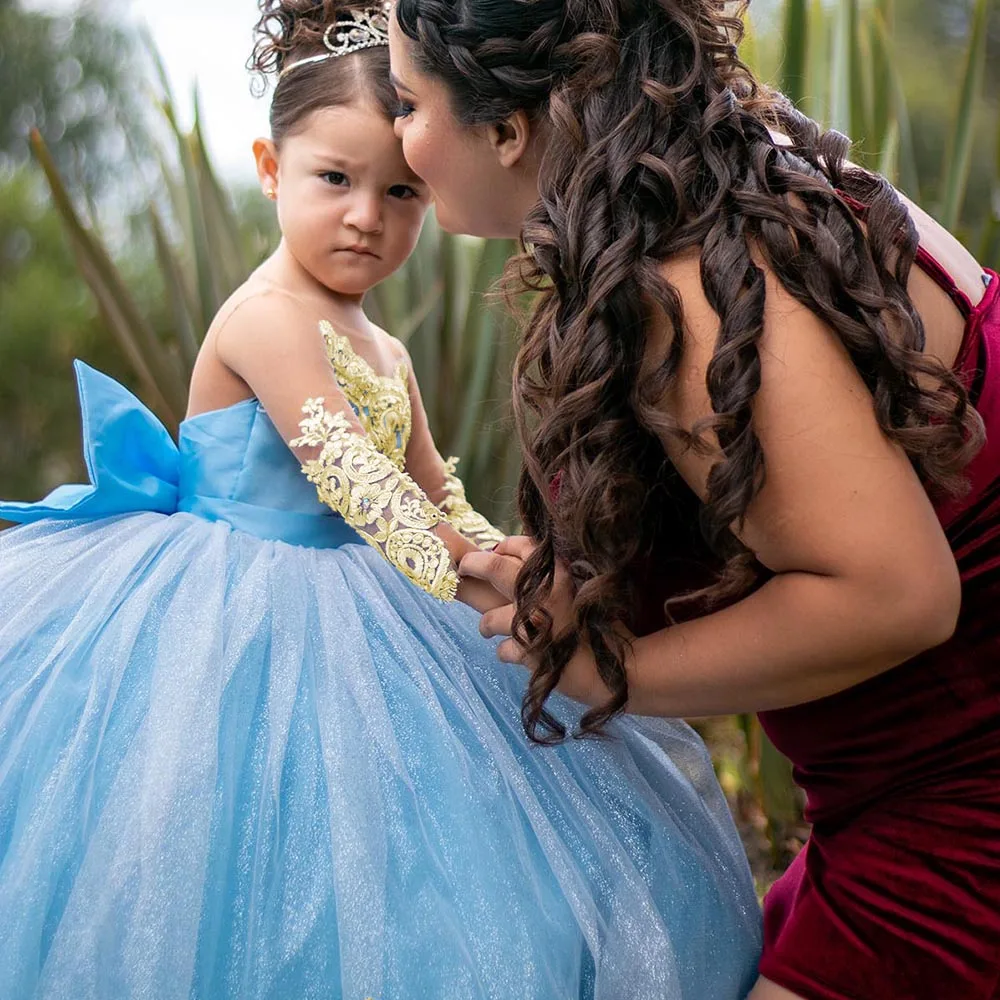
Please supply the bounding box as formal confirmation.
[0,513,761,999]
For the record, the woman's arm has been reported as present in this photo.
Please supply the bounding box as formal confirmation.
[462,254,961,715]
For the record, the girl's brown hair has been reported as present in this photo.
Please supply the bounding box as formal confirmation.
[250,0,397,141]
[395,0,984,743]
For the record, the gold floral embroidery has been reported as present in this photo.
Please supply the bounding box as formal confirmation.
[440,457,505,550]
[320,320,411,469]
[292,399,457,601]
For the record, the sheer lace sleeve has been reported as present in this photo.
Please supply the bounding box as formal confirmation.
[437,457,505,550]
[211,294,461,600]
[385,340,505,551]
[291,398,458,601]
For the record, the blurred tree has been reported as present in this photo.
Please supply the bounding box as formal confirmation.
[0,0,152,507]
[0,0,150,197]
[0,167,133,503]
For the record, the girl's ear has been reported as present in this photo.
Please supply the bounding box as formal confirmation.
[253,138,280,200]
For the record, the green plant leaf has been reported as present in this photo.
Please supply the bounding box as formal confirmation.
[938,0,990,230]
[867,9,921,199]
[149,207,201,370]
[828,0,853,136]
[30,129,187,425]
[739,6,761,76]
[805,0,829,123]
[780,0,809,108]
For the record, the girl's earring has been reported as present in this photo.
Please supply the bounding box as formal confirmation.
[265,187,277,201]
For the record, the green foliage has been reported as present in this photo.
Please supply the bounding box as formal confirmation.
[758,0,999,261]
[0,0,161,510]
[0,167,135,503]
[938,0,992,231]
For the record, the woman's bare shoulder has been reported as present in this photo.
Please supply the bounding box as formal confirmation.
[893,186,987,306]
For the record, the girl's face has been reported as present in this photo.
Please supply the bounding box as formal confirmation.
[387,19,532,239]
[258,100,430,296]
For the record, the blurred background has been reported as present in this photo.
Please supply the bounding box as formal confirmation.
[1,0,997,891]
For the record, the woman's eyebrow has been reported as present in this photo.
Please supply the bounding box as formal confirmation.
[389,72,414,94]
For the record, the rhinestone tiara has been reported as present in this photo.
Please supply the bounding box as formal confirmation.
[278,5,390,80]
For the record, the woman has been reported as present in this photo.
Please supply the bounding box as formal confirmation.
[388,0,1000,998]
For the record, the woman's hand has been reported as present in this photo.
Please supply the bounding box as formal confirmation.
[455,574,510,614]
[459,535,577,659]
[459,537,618,708]
[458,535,537,661]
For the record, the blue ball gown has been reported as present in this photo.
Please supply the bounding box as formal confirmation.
[0,361,761,999]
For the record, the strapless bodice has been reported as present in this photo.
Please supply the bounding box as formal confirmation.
[177,398,358,548]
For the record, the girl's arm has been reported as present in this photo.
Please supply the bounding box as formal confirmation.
[463,254,961,715]
[385,338,508,612]
[214,292,463,600]
[391,338,506,552]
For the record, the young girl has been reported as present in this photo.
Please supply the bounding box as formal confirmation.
[0,2,761,997]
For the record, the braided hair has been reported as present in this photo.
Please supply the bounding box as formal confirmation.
[395,0,983,743]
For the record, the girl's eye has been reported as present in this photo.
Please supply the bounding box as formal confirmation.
[320,171,348,186]
[393,101,415,120]
[388,184,419,200]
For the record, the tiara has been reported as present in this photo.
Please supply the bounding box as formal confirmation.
[279,6,391,80]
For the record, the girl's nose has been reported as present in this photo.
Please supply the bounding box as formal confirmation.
[344,191,383,235]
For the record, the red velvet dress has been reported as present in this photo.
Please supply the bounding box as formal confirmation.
[757,252,1000,998]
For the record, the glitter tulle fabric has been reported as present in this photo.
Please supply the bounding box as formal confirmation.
[0,363,761,999]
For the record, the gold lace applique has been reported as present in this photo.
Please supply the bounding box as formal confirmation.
[291,398,457,601]
[440,457,505,550]
[320,320,411,469]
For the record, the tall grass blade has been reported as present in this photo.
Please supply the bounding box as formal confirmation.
[939,0,990,229]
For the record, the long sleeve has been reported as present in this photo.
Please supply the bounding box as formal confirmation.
[437,457,505,550]
[389,343,504,551]
[291,397,458,601]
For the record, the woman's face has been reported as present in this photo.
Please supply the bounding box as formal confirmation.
[387,16,531,239]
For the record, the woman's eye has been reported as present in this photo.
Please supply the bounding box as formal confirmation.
[388,184,418,200]
[393,101,415,120]
[320,171,348,186]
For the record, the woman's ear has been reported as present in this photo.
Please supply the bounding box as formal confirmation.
[487,110,532,169]
[253,138,280,200]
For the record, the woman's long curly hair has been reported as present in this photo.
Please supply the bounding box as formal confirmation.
[395,0,984,744]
